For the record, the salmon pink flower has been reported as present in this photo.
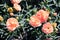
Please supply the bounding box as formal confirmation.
[42,22,53,34]
[11,0,21,4]
[13,4,21,11]
[45,38,52,40]
[29,15,41,28]
[6,18,19,31]
[36,9,49,23]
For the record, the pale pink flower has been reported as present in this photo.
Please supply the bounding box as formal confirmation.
[13,4,21,11]
[11,0,21,4]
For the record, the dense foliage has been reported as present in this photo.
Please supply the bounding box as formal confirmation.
[0,0,60,40]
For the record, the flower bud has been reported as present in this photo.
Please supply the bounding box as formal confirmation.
[0,16,3,21]
[10,13,14,16]
[53,12,57,16]
[7,7,13,13]
[52,23,57,28]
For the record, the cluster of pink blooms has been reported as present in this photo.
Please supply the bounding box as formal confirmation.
[29,9,49,27]
[6,0,22,32]
[11,0,21,11]
[6,9,54,34]
[29,9,53,34]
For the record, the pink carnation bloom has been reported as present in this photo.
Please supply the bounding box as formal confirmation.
[45,38,52,40]
[42,22,53,34]
[36,9,49,23]
[6,18,19,31]
[11,0,21,4]
[29,15,41,28]
[13,4,21,11]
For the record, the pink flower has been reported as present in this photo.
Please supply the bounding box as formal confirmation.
[29,15,41,28]
[45,38,52,40]
[11,0,21,4]
[6,18,19,31]
[13,4,21,11]
[36,9,49,23]
[42,22,53,34]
